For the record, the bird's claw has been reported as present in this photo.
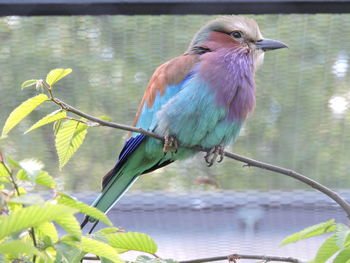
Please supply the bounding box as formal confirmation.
[163,135,178,153]
[204,145,225,167]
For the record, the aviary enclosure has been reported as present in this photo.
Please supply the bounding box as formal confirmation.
[1,1,350,262]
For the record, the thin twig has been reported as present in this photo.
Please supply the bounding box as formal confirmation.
[30,228,37,262]
[82,254,303,263]
[53,98,164,141]
[0,154,38,261]
[2,160,20,196]
[49,97,350,220]
[180,254,302,263]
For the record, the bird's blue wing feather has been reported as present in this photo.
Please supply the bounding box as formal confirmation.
[134,72,194,136]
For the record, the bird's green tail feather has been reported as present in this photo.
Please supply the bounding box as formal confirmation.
[91,171,139,216]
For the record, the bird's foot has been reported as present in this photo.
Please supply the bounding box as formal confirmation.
[204,145,224,167]
[163,135,178,153]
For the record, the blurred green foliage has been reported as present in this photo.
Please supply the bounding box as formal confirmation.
[0,15,350,192]
[0,153,159,262]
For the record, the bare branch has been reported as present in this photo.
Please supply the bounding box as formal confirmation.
[180,254,303,263]
[50,97,350,220]
[83,253,303,263]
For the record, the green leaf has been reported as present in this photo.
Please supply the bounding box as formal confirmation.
[16,169,28,180]
[35,222,59,244]
[107,232,158,254]
[1,94,48,137]
[55,120,88,169]
[0,240,39,257]
[280,219,336,246]
[46,68,72,86]
[25,110,67,134]
[96,228,120,235]
[0,177,10,183]
[335,223,350,248]
[21,79,38,90]
[333,247,350,263]
[57,193,112,226]
[5,155,20,169]
[312,234,340,263]
[81,237,122,263]
[35,171,56,188]
[0,204,77,239]
[0,164,10,177]
[55,214,81,241]
[9,194,45,206]
[55,242,82,263]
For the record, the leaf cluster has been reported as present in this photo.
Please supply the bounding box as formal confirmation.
[280,219,350,262]
[1,68,97,170]
[0,153,160,263]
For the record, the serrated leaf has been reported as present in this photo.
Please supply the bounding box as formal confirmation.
[0,204,77,239]
[21,79,38,89]
[107,232,158,254]
[46,68,72,86]
[35,222,59,244]
[311,234,340,263]
[55,242,82,263]
[1,94,48,137]
[81,237,122,263]
[57,193,112,226]
[35,171,56,188]
[0,240,39,257]
[55,120,88,169]
[55,214,81,241]
[333,247,350,263]
[0,164,10,177]
[280,219,335,246]
[335,223,350,248]
[25,110,67,134]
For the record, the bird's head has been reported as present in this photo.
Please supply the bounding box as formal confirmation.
[187,16,287,69]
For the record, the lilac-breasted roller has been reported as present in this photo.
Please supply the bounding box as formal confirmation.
[82,16,286,227]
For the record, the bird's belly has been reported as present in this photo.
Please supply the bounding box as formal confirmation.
[154,78,243,149]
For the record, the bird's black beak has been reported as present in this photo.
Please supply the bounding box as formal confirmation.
[255,39,288,51]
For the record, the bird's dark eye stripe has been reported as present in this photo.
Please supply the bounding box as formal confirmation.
[231,31,242,38]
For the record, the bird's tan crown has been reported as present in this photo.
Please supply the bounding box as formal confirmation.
[189,16,263,49]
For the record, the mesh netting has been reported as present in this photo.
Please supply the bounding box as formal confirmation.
[1,15,349,261]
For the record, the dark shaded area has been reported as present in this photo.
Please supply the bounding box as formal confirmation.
[1,0,350,16]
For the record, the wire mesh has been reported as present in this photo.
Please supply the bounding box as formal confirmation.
[1,15,350,261]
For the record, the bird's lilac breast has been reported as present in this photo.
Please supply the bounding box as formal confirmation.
[199,48,256,122]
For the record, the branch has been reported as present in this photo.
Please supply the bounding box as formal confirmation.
[51,97,350,220]
[180,254,303,263]
[83,254,303,263]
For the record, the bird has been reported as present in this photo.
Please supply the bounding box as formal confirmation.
[81,16,287,230]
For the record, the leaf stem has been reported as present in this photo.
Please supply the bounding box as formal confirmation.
[2,159,20,196]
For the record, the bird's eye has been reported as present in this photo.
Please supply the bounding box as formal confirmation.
[231,31,242,39]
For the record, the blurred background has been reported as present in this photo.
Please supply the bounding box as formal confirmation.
[0,14,349,261]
